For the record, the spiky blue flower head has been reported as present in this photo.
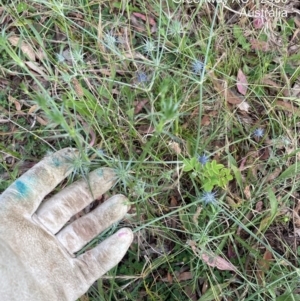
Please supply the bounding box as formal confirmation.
[253,128,264,139]
[143,39,156,54]
[198,154,209,165]
[56,53,65,63]
[97,149,106,156]
[168,20,183,36]
[103,32,117,49]
[136,72,148,83]
[192,60,204,74]
[201,191,217,205]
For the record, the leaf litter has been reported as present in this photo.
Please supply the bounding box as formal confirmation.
[1,1,300,300]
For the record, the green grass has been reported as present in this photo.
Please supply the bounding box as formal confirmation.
[1,0,300,300]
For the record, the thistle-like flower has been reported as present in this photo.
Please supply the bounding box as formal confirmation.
[198,154,209,165]
[72,48,85,64]
[97,149,106,156]
[56,53,65,63]
[143,39,156,55]
[103,32,117,49]
[168,20,183,36]
[136,72,148,83]
[253,128,264,139]
[192,60,204,74]
[201,191,217,205]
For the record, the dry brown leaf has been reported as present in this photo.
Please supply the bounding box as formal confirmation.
[28,105,38,114]
[237,211,254,236]
[192,207,202,226]
[36,48,47,61]
[132,12,156,26]
[167,272,173,284]
[209,73,243,104]
[265,168,282,182]
[0,105,9,115]
[183,285,197,301]
[237,69,248,95]
[201,115,210,125]
[255,201,263,212]
[176,271,193,281]
[111,89,120,95]
[237,101,250,112]
[182,108,215,129]
[200,252,236,271]
[244,185,251,200]
[168,141,181,155]
[8,36,36,61]
[293,201,300,228]
[98,69,111,76]
[294,17,300,28]
[25,61,47,78]
[291,82,300,98]
[79,295,90,301]
[226,89,244,104]
[188,240,236,272]
[294,228,300,237]
[275,100,300,116]
[202,280,209,294]
[62,49,72,61]
[0,118,9,123]
[226,196,239,208]
[259,147,270,160]
[36,115,48,126]
[8,95,22,111]
[209,110,218,116]
[170,196,178,207]
[137,124,155,134]
[118,27,131,52]
[134,99,148,114]
[253,11,267,29]
[257,250,273,285]
[72,78,84,97]
[130,14,146,32]
[131,13,157,33]
[291,28,300,45]
[261,77,281,90]
[250,39,270,52]
[238,156,247,171]
[124,52,149,61]
[227,243,236,260]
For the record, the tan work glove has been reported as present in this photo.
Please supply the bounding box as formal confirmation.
[0,148,133,301]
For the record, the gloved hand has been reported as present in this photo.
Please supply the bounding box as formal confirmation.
[0,148,133,301]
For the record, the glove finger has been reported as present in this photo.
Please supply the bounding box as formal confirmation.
[0,148,77,214]
[36,168,117,234]
[56,194,129,254]
[75,228,133,283]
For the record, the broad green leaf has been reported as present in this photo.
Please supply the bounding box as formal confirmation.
[276,293,300,301]
[183,159,192,172]
[211,160,224,172]
[0,144,21,159]
[179,209,197,232]
[203,182,214,192]
[183,157,197,172]
[227,174,233,181]
[199,282,231,301]
[195,163,201,173]
[206,168,215,177]
[229,164,243,192]
[277,163,300,181]
[268,188,278,220]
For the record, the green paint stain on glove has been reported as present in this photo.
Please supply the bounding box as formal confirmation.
[96,169,104,177]
[51,156,61,167]
[15,180,28,197]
